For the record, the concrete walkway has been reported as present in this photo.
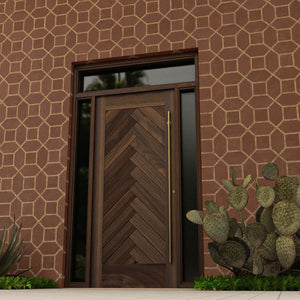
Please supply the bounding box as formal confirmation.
[0,289,299,300]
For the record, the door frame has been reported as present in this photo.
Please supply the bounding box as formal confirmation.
[65,52,203,287]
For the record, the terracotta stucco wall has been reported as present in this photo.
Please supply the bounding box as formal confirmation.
[0,0,299,284]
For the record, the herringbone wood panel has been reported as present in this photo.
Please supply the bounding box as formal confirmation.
[103,106,167,265]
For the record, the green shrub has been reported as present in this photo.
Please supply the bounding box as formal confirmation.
[194,275,300,291]
[0,276,58,289]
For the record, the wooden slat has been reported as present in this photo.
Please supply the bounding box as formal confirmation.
[104,130,136,169]
[131,137,165,177]
[122,257,136,264]
[130,213,165,257]
[104,145,135,185]
[131,123,165,161]
[103,222,135,262]
[153,105,165,117]
[130,230,165,263]
[104,159,135,199]
[139,106,165,130]
[130,197,165,239]
[130,183,165,222]
[103,205,135,246]
[105,109,120,125]
[131,140,165,176]
[130,247,153,264]
[105,108,134,134]
[131,167,165,206]
[105,110,136,154]
[105,238,136,264]
[131,108,165,144]
[103,173,135,213]
[103,190,135,231]
[130,151,165,192]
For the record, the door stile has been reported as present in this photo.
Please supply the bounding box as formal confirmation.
[91,97,105,287]
[165,89,179,287]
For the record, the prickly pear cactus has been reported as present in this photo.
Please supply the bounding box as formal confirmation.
[274,176,298,202]
[258,232,278,262]
[245,223,266,248]
[186,162,300,277]
[203,209,229,244]
[272,200,300,236]
[276,236,296,269]
[262,163,279,181]
[219,239,249,268]
[259,206,275,233]
[256,186,275,208]
[228,186,248,210]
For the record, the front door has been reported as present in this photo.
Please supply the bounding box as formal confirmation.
[92,89,177,287]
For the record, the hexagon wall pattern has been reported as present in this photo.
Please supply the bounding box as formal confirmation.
[0,0,299,284]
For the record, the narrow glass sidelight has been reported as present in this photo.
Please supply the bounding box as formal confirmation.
[71,100,91,282]
[167,111,172,264]
[180,91,199,282]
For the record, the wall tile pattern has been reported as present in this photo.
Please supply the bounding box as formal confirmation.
[0,0,299,283]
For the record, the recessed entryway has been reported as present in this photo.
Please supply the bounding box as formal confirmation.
[66,53,202,288]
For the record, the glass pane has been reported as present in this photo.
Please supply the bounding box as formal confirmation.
[180,91,199,282]
[82,64,195,92]
[71,100,91,282]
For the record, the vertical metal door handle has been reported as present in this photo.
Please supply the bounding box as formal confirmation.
[167,110,172,263]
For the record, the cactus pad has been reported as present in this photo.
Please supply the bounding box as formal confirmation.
[296,186,300,208]
[228,218,238,238]
[272,200,300,236]
[258,232,278,261]
[274,176,298,202]
[255,206,264,222]
[294,238,300,256]
[242,175,252,188]
[276,236,296,269]
[205,200,218,213]
[186,210,204,225]
[257,186,275,208]
[219,206,228,219]
[235,223,243,238]
[208,242,226,266]
[262,261,281,276]
[203,212,229,243]
[253,253,263,275]
[260,206,275,233]
[245,223,267,248]
[219,239,249,268]
[262,163,279,181]
[222,179,232,192]
[228,186,248,210]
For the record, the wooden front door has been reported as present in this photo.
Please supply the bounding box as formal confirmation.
[92,90,177,287]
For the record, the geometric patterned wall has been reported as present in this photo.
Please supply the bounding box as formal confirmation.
[0,0,299,285]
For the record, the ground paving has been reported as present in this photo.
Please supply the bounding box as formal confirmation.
[0,289,299,300]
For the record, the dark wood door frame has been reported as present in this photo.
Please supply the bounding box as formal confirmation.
[66,52,203,287]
